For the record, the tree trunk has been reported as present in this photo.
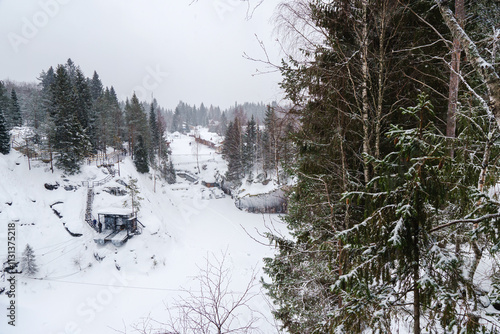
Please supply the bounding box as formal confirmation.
[413,260,421,334]
[436,0,500,130]
[446,0,465,157]
[361,0,371,184]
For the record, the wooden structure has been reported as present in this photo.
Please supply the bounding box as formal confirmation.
[93,211,144,246]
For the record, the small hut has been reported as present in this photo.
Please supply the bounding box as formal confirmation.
[93,209,144,246]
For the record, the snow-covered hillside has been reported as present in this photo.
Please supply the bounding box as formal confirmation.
[0,131,283,333]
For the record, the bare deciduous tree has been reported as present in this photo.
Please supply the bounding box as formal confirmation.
[164,253,261,334]
[130,252,265,334]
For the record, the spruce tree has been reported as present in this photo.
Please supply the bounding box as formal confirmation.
[222,119,242,182]
[161,159,176,184]
[90,71,103,101]
[149,102,159,161]
[242,115,257,176]
[126,93,148,156]
[73,68,92,134]
[218,111,228,136]
[109,86,125,149]
[263,1,454,333]
[9,89,22,128]
[340,94,500,332]
[0,109,10,155]
[262,106,278,174]
[0,82,11,129]
[134,134,149,173]
[21,244,38,276]
[50,65,90,174]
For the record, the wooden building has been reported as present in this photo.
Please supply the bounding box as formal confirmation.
[93,211,144,246]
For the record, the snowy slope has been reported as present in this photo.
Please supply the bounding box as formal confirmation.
[0,132,284,334]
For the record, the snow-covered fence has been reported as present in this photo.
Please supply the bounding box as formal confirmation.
[82,173,114,188]
[235,189,288,214]
[11,140,22,149]
[87,151,123,167]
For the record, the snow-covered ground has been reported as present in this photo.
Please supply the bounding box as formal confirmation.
[0,131,284,333]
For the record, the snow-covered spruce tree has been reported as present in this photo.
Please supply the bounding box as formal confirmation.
[263,1,454,333]
[9,89,22,128]
[50,65,91,174]
[242,115,257,176]
[126,93,148,157]
[134,134,149,174]
[0,109,10,155]
[161,159,176,184]
[149,101,159,163]
[262,105,278,175]
[0,82,11,129]
[55,113,91,175]
[339,94,500,333]
[222,118,243,182]
[73,67,93,141]
[21,244,38,276]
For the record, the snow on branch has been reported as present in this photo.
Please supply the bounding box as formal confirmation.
[430,212,500,233]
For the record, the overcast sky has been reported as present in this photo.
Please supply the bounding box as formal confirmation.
[0,0,283,110]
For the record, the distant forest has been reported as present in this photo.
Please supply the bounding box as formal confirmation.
[0,58,278,179]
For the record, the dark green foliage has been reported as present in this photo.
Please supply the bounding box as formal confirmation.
[242,115,257,175]
[0,82,11,129]
[218,111,228,136]
[126,93,148,155]
[54,113,91,175]
[149,101,159,161]
[222,119,242,181]
[134,134,149,174]
[90,71,103,101]
[262,0,481,333]
[50,65,91,174]
[9,89,22,128]
[73,68,92,131]
[161,159,176,184]
[0,109,10,155]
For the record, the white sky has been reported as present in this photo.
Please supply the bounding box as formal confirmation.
[0,0,283,110]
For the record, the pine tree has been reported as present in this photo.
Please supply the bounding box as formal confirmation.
[134,134,149,173]
[0,109,10,155]
[21,244,38,276]
[9,89,22,128]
